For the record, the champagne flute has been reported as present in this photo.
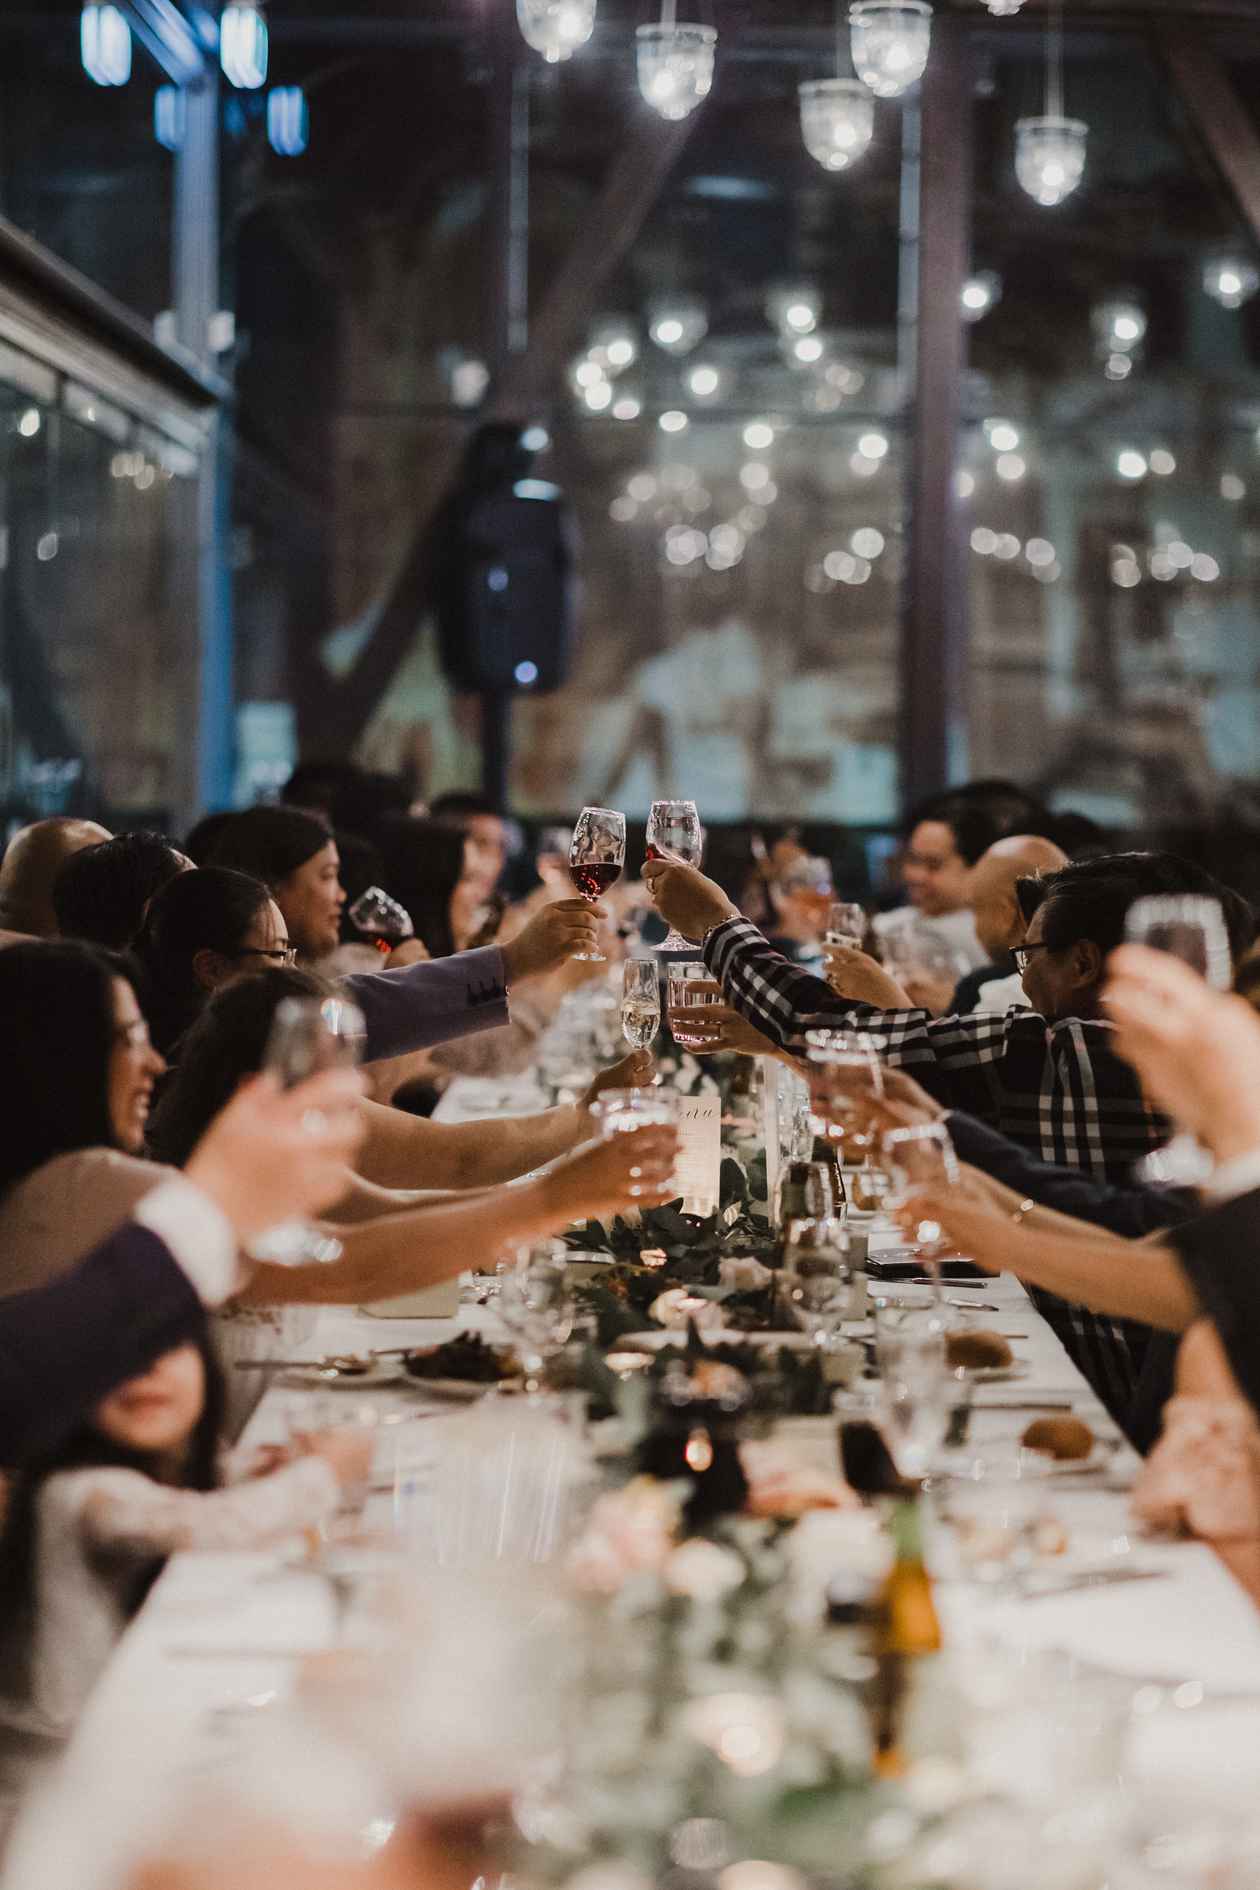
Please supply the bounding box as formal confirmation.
[348,885,414,955]
[622,958,661,1049]
[646,799,703,953]
[1127,894,1231,1183]
[249,995,366,1266]
[568,806,626,964]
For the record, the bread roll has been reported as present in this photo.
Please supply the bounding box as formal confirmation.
[944,1328,1013,1371]
[1021,1415,1094,1462]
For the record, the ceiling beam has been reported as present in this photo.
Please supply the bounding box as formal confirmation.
[313,96,702,753]
[1159,29,1260,251]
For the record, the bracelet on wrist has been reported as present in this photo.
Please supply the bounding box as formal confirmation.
[1010,1198,1036,1229]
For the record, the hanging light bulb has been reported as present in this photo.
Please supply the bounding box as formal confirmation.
[648,294,708,355]
[984,0,1025,13]
[81,3,132,86]
[267,86,309,156]
[799,79,874,172]
[766,283,821,338]
[1015,116,1087,206]
[588,318,638,375]
[1203,253,1260,310]
[961,271,1001,321]
[1015,0,1085,208]
[637,13,717,122]
[849,1,931,100]
[1092,296,1146,355]
[220,0,268,89]
[516,0,596,64]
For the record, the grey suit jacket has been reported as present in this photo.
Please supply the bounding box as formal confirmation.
[343,946,510,1063]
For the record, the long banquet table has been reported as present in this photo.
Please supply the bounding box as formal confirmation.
[8,1074,1260,1888]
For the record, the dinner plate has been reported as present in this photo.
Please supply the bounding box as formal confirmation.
[278,1357,404,1389]
[400,1375,509,1402]
[620,1327,818,1353]
[960,1361,1029,1384]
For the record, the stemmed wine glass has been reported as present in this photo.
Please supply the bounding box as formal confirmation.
[348,885,414,955]
[568,806,626,964]
[497,1246,576,1397]
[804,1029,884,1156]
[622,958,661,1049]
[1127,894,1232,1184]
[250,995,366,1265]
[826,901,867,949]
[646,799,703,953]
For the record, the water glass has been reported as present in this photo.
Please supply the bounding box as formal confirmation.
[588,1086,679,1197]
[775,1156,840,1229]
[876,1307,949,1479]
[942,1447,1057,1591]
[250,996,366,1266]
[804,1027,884,1149]
[826,901,867,948]
[667,960,714,1049]
[497,1245,576,1393]
[782,1220,862,1342]
[880,1121,960,1259]
[622,957,660,1049]
[1127,893,1231,1186]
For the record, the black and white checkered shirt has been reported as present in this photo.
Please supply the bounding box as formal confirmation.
[704,918,1170,1418]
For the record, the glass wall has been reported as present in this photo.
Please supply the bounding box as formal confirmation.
[0,357,203,830]
[963,32,1260,830]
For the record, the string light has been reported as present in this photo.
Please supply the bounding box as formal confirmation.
[267,86,308,157]
[516,0,596,63]
[849,0,932,99]
[799,79,874,172]
[1203,254,1260,310]
[1015,0,1086,208]
[81,4,131,86]
[961,272,1001,321]
[220,1,268,89]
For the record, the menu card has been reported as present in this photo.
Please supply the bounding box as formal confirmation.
[671,1091,722,1217]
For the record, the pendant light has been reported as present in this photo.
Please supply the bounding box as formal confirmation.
[516,0,596,64]
[849,0,931,101]
[220,0,268,89]
[800,3,875,172]
[637,0,716,121]
[1015,0,1085,207]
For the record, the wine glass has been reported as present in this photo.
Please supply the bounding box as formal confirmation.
[875,1307,949,1480]
[826,901,868,949]
[804,1028,884,1154]
[622,958,660,1049]
[880,1121,961,1274]
[1127,894,1231,1183]
[775,1157,839,1231]
[646,799,703,954]
[347,885,414,955]
[568,807,626,964]
[588,1087,678,1198]
[249,996,366,1266]
[666,961,713,1050]
[497,1246,576,1396]
[782,1221,861,1345]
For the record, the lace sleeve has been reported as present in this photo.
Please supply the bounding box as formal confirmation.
[62,1458,340,1557]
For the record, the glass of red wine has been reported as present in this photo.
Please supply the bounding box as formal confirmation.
[348,885,414,955]
[568,806,626,963]
[646,798,702,954]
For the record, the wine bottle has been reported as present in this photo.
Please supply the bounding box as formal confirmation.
[870,1493,941,1776]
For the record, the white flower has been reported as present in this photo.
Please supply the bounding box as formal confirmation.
[664,1538,746,1601]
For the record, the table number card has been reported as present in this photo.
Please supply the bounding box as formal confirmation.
[671,1091,722,1216]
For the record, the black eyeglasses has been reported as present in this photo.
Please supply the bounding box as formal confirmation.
[233,946,297,967]
[1011,943,1053,973]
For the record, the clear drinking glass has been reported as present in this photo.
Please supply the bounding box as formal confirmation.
[775,1157,840,1229]
[588,1087,678,1198]
[347,884,414,954]
[622,958,661,1049]
[804,1027,884,1150]
[880,1121,961,1265]
[782,1220,859,1344]
[826,901,868,949]
[497,1246,576,1395]
[1127,893,1231,1183]
[568,806,626,964]
[666,960,713,1049]
[646,798,703,953]
[876,1308,949,1479]
[250,996,366,1265]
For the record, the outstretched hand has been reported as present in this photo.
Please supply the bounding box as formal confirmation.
[641,859,737,943]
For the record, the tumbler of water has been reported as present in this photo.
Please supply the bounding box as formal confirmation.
[250,996,366,1265]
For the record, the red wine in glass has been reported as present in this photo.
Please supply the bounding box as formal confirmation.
[570,860,623,902]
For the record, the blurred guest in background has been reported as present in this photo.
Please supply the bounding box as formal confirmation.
[209,808,344,965]
[0,817,111,938]
[53,833,191,951]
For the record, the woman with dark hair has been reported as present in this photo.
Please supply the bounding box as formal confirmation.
[0,947,675,1326]
[51,832,190,951]
[149,966,657,1194]
[376,814,484,959]
[0,1330,365,1834]
[133,867,289,1057]
[208,806,344,962]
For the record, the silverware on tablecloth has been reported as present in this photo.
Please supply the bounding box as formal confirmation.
[1019,1567,1170,1601]
[976,1396,1075,1410]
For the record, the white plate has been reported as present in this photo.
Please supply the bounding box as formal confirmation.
[619,1328,817,1353]
[279,1357,403,1389]
[960,1361,1029,1384]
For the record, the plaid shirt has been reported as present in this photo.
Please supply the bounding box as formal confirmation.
[705,918,1170,1419]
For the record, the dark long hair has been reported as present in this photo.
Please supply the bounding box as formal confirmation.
[208,805,332,892]
[147,966,332,1168]
[133,867,274,1058]
[0,1328,225,1698]
[52,831,188,949]
[376,814,467,959]
[0,941,130,1198]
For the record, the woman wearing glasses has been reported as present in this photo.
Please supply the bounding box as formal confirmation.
[134,868,297,1060]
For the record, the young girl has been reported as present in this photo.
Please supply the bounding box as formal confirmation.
[0,1331,366,1836]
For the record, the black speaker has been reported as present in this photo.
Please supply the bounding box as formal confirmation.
[434,427,577,694]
